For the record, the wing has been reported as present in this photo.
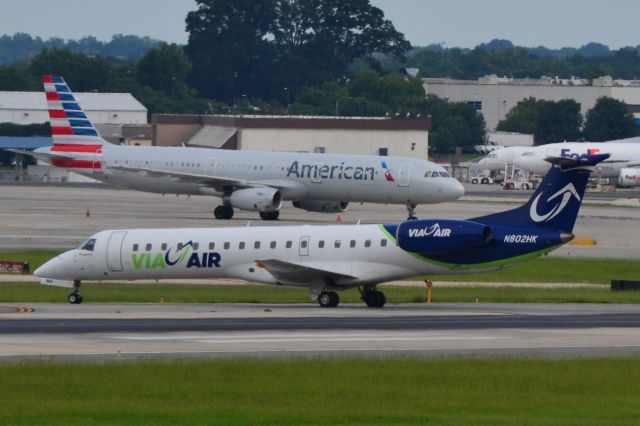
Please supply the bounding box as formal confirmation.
[109,165,254,190]
[108,165,302,192]
[256,259,357,284]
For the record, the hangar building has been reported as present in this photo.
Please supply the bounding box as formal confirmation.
[423,75,640,130]
[152,115,431,159]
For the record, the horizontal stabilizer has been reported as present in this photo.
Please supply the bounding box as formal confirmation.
[5,148,77,162]
[544,153,610,170]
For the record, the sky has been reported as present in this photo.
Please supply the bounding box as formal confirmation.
[0,0,639,49]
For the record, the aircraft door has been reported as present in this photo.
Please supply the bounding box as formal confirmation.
[311,162,323,183]
[299,235,310,256]
[206,158,217,176]
[106,231,127,272]
[397,162,412,187]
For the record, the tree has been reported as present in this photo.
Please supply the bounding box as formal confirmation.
[185,0,409,101]
[496,97,544,134]
[534,99,582,145]
[137,43,192,96]
[583,97,636,141]
[29,48,113,92]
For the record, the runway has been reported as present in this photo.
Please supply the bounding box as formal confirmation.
[2,303,640,359]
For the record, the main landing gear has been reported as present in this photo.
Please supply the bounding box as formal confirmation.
[259,211,280,221]
[214,205,234,220]
[318,291,339,308]
[406,202,418,220]
[68,279,83,304]
[359,286,386,308]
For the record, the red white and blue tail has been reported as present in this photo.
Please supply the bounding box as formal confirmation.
[43,75,107,146]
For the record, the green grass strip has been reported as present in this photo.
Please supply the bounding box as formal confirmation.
[1,357,640,425]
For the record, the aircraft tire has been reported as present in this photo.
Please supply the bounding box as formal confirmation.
[364,291,386,308]
[259,211,280,221]
[318,291,339,307]
[214,206,234,220]
[68,292,82,304]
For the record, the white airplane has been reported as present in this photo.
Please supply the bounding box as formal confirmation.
[478,139,640,187]
[7,75,464,220]
[35,154,609,307]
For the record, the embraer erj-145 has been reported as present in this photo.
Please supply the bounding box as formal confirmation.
[35,154,608,307]
[9,75,464,220]
[478,139,640,187]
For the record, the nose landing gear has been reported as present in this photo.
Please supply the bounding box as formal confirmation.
[68,280,83,304]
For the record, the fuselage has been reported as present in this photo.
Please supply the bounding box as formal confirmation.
[478,141,640,178]
[35,221,567,287]
[36,144,464,205]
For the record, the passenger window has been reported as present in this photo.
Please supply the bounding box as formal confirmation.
[381,239,388,247]
[318,240,325,248]
[239,242,245,249]
[132,243,139,252]
[193,243,199,250]
[224,242,230,250]
[80,239,96,252]
[270,241,276,249]
[364,239,371,248]
[335,240,341,248]
[254,241,261,249]
[350,240,356,248]
[145,243,152,251]
[177,243,184,251]
[286,241,292,248]
[209,242,215,250]
[161,243,167,250]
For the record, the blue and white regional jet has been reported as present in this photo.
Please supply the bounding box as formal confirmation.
[7,75,464,220]
[35,154,609,307]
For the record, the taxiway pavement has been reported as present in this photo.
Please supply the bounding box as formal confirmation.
[2,303,640,360]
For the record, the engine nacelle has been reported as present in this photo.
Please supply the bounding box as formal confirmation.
[396,219,491,255]
[292,200,349,213]
[618,168,640,188]
[226,188,282,212]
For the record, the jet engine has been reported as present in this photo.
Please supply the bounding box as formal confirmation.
[618,168,640,188]
[396,219,491,256]
[292,201,349,213]
[226,188,283,212]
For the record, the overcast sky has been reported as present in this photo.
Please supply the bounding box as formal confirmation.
[1,0,638,49]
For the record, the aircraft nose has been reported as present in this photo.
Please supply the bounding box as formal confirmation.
[450,178,465,199]
[34,257,59,278]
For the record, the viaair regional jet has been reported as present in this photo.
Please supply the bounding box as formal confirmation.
[9,75,464,220]
[35,154,609,307]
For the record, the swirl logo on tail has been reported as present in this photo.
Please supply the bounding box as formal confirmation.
[529,183,580,223]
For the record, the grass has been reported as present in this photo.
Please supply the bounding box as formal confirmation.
[3,282,640,304]
[1,357,640,425]
[0,249,60,273]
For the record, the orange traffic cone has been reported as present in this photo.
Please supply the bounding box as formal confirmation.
[336,213,342,222]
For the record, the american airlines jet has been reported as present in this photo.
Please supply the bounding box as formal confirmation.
[35,154,608,307]
[478,139,640,187]
[9,75,464,220]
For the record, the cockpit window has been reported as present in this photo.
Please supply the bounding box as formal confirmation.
[488,153,496,159]
[424,171,432,177]
[439,171,450,177]
[80,238,96,252]
[523,152,535,156]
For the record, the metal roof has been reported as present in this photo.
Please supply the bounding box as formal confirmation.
[0,136,52,149]
[0,92,147,112]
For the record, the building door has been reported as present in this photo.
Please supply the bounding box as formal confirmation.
[106,231,127,272]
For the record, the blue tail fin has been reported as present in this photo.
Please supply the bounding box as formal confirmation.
[472,154,610,233]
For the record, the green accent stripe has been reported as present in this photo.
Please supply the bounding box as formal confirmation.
[378,225,562,271]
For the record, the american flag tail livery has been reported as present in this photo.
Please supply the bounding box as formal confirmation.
[43,75,107,170]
